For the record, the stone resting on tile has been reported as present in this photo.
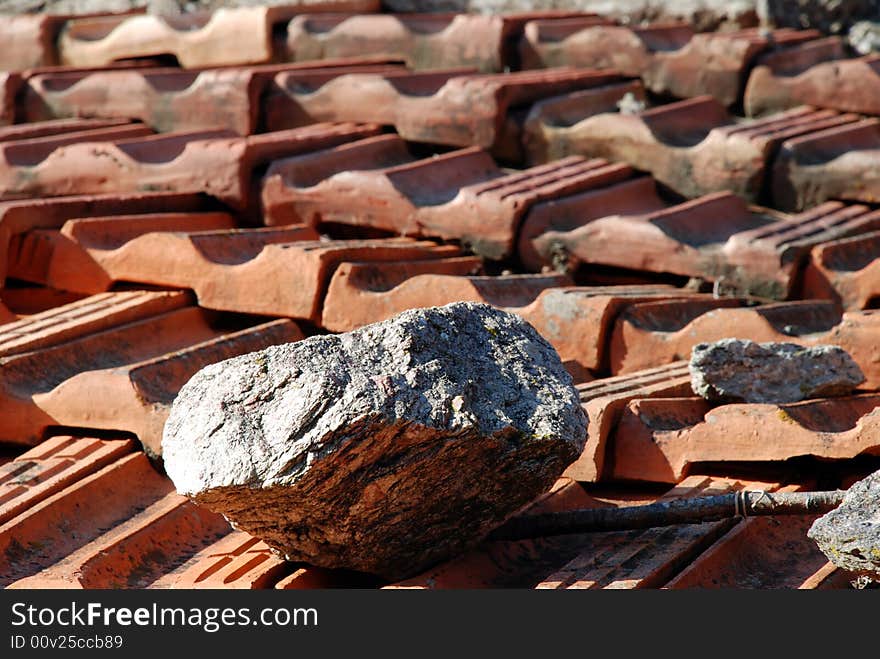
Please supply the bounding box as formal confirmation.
[809,468,880,578]
[161,302,587,580]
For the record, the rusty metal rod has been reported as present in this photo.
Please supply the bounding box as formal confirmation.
[488,489,846,541]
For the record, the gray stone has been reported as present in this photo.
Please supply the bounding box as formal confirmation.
[758,0,880,35]
[162,302,587,580]
[808,469,880,577]
[849,20,880,54]
[689,339,865,404]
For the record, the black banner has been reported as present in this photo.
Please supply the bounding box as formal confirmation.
[0,588,871,655]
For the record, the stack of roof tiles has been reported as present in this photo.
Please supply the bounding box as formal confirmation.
[1,2,878,590]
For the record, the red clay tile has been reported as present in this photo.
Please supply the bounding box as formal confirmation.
[0,73,21,126]
[646,28,819,106]
[801,231,880,310]
[23,60,405,135]
[0,305,216,445]
[516,172,665,271]
[0,290,191,357]
[320,255,483,327]
[285,13,507,72]
[10,490,230,589]
[611,393,880,483]
[523,95,859,200]
[0,190,215,284]
[0,122,155,200]
[722,202,880,297]
[0,123,379,213]
[771,118,880,211]
[744,37,880,118]
[0,14,67,71]
[322,265,568,329]
[563,361,694,482]
[518,18,679,73]
[264,67,623,160]
[535,193,880,299]
[385,478,659,589]
[532,192,770,286]
[324,273,696,377]
[522,79,645,166]
[609,300,880,388]
[0,119,150,148]
[6,211,239,289]
[0,122,152,149]
[0,117,136,143]
[285,12,596,73]
[0,435,136,525]
[663,485,838,589]
[13,219,458,319]
[57,2,379,69]
[40,319,303,457]
[535,476,781,589]
[262,134,633,259]
[0,287,86,315]
[155,531,293,589]
[521,24,817,107]
[263,67,463,133]
[0,450,173,587]
[0,297,302,455]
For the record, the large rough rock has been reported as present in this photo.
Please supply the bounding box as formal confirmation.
[689,339,865,404]
[162,302,587,580]
[808,469,880,577]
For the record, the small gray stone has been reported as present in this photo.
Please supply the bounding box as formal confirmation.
[849,20,880,54]
[808,469,880,577]
[162,302,587,579]
[689,339,865,404]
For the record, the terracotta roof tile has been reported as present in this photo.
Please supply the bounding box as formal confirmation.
[0,190,217,283]
[744,37,880,117]
[536,476,782,588]
[524,95,860,200]
[0,14,67,71]
[663,485,842,589]
[57,2,380,69]
[155,531,294,589]
[24,60,406,135]
[521,23,819,106]
[0,296,301,454]
[611,393,880,483]
[0,73,21,126]
[9,491,229,588]
[263,134,634,259]
[0,286,85,315]
[0,290,192,357]
[772,118,880,210]
[0,123,379,213]
[265,67,622,159]
[564,362,694,482]
[519,18,681,73]
[0,448,172,587]
[801,232,880,310]
[609,300,880,387]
